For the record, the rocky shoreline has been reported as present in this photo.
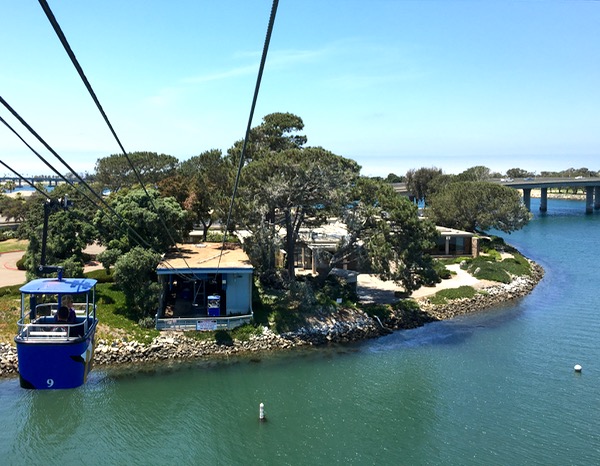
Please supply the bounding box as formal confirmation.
[0,262,544,378]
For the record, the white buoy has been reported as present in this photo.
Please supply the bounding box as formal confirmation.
[259,402,266,422]
[574,364,582,373]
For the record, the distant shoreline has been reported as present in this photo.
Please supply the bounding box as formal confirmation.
[529,188,585,200]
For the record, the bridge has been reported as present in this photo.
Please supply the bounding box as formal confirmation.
[393,178,600,214]
[497,178,600,214]
[1,176,62,188]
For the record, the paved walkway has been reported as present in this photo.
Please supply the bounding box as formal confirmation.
[0,251,27,287]
[0,245,105,287]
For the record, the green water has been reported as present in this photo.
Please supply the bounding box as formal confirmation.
[1,198,600,465]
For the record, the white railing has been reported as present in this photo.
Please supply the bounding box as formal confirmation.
[156,313,253,331]
[16,319,82,341]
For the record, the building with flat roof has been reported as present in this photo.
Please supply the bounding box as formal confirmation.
[155,242,253,331]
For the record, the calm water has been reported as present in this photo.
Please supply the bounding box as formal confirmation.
[1,198,599,465]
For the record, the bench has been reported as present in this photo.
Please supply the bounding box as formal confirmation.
[29,331,67,337]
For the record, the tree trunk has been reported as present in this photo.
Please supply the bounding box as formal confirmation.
[284,210,296,280]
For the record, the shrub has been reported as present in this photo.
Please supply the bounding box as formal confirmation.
[317,274,358,305]
[468,260,511,283]
[289,280,317,312]
[85,268,115,283]
[0,230,17,241]
[432,260,452,279]
[391,299,421,313]
[480,235,517,254]
[500,254,531,276]
[214,330,233,346]
[231,324,262,341]
[138,316,155,329]
[429,286,477,305]
[486,249,502,261]
[465,251,530,283]
[16,256,26,270]
[362,303,391,320]
[438,256,472,265]
[205,233,240,243]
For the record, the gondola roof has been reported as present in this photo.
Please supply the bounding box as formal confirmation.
[19,278,97,294]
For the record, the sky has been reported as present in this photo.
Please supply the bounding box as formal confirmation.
[1,0,599,179]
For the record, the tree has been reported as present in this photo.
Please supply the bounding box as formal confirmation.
[1,180,16,193]
[385,173,405,183]
[506,168,534,179]
[405,167,443,204]
[95,151,179,192]
[94,188,187,269]
[256,112,307,152]
[19,185,97,279]
[113,246,162,319]
[315,178,440,292]
[160,149,233,241]
[239,146,360,281]
[226,112,307,167]
[456,166,491,182]
[428,181,531,233]
[0,193,28,222]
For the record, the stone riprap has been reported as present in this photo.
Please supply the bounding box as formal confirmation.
[416,262,544,321]
[0,262,544,377]
[0,343,17,377]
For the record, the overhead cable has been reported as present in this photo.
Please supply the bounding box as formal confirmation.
[1,110,185,275]
[38,0,189,265]
[0,157,49,198]
[217,0,280,272]
[0,98,154,250]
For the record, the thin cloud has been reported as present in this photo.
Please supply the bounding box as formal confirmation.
[144,45,334,106]
[144,39,421,106]
[183,46,331,84]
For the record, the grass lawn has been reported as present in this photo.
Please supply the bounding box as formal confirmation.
[0,239,28,254]
[0,270,160,345]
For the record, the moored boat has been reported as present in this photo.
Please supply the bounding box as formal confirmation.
[15,277,98,389]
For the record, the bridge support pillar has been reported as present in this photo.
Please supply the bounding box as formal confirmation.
[522,188,531,211]
[595,187,600,211]
[586,186,594,214]
[539,188,547,212]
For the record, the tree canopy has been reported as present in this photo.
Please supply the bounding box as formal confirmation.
[95,151,179,192]
[428,181,531,233]
[506,167,534,179]
[455,166,491,182]
[239,146,360,280]
[227,112,307,167]
[18,185,97,279]
[405,167,443,204]
[0,193,29,223]
[319,178,439,291]
[159,149,232,241]
[94,188,187,269]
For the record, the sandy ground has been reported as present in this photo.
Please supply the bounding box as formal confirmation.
[0,236,486,303]
[357,264,492,304]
